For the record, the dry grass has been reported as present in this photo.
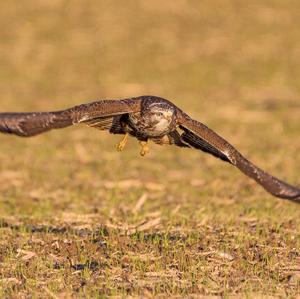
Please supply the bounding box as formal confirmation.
[0,0,299,297]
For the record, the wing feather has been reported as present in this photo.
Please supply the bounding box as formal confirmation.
[83,115,125,134]
[180,113,300,202]
[0,98,139,137]
[72,99,139,123]
[179,128,230,162]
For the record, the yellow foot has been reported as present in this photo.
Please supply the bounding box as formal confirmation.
[116,133,129,152]
[139,140,150,156]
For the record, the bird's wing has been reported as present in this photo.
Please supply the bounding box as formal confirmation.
[82,115,126,134]
[179,113,300,202]
[0,99,140,137]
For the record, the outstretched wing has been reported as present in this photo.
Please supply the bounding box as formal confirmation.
[179,112,300,203]
[0,99,140,137]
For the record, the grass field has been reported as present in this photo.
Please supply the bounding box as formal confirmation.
[0,1,300,297]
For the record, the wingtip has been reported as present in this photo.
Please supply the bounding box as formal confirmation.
[274,182,300,203]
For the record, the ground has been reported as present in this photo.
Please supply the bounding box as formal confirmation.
[0,1,299,298]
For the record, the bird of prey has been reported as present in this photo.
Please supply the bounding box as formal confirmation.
[0,95,299,203]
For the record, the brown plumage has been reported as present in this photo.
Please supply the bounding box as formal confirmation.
[0,95,299,203]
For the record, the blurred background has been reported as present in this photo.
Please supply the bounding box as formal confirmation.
[0,1,300,296]
[0,0,299,216]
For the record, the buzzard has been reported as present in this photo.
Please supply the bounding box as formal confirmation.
[0,95,299,203]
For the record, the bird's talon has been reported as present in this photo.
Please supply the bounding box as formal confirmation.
[116,143,124,151]
[116,133,128,152]
[140,147,149,156]
[139,141,150,156]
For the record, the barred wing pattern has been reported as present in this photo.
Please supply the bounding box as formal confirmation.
[0,99,139,137]
[180,114,300,202]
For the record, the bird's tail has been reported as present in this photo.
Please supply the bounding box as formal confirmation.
[0,110,73,137]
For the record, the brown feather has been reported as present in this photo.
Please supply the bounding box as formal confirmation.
[0,98,140,137]
[0,111,73,137]
[179,127,230,162]
[180,113,300,202]
[83,115,125,134]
